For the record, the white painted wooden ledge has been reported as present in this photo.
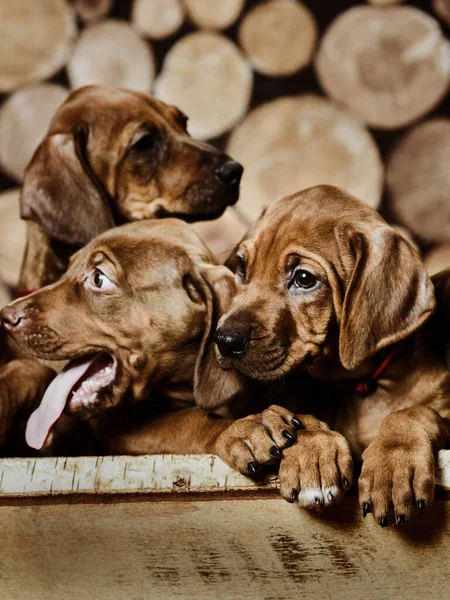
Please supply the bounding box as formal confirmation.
[0,454,278,498]
[0,449,450,498]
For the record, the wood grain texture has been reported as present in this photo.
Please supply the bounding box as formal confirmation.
[0,189,27,288]
[0,497,450,600]
[238,0,317,76]
[0,453,449,599]
[315,5,450,129]
[155,31,252,139]
[387,119,450,244]
[0,0,76,92]
[132,0,185,40]
[227,95,383,222]
[0,84,69,182]
[183,0,245,30]
[67,19,155,93]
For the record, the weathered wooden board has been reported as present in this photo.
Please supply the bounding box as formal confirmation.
[0,497,449,600]
[0,453,449,600]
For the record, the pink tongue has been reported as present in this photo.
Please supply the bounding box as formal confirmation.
[25,356,97,450]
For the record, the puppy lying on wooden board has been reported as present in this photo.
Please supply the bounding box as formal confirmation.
[3,185,449,529]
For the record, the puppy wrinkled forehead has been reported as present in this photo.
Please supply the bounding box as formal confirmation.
[73,219,212,286]
[250,186,382,249]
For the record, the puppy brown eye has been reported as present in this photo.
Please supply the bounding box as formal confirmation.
[93,270,104,287]
[293,269,318,290]
[131,133,155,153]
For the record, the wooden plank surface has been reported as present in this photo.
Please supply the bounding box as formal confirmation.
[0,453,449,599]
[0,497,449,600]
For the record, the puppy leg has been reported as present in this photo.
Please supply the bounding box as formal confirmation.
[104,404,300,478]
[278,415,353,510]
[102,407,234,455]
[0,359,55,448]
[358,407,449,527]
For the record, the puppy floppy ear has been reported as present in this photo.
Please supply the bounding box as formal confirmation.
[193,264,247,411]
[20,127,115,247]
[339,227,435,370]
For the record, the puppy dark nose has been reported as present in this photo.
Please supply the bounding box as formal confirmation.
[215,160,243,185]
[1,305,25,331]
[214,328,250,358]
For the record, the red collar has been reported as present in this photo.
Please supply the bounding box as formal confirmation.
[15,289,38,298]
[326,344,401,397]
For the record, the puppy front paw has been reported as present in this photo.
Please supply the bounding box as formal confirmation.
[359,436,435,527]
[214,405,300,476]
[279,429,353,511]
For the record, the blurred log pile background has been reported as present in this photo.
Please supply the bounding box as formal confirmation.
[1,0,450,295]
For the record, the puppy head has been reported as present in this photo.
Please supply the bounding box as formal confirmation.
[0,219,236,447]
[213,185,435,380]
[21,85,243,247]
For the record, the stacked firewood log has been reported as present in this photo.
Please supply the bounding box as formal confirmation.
[0,0,449,290]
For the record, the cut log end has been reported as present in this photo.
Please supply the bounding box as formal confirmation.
[0,0,76,92]
[67,20,155,93]
[132,0,185,40]
[183,0,244,30]
[192,208,247,260]
[238,0,317,77]
[72,0,113,22]
[227,95,383,223]
[425,244,450,276]
[155,31,252,140]
[0,189,27,288]
[0,84,69,182]
[387,119,450,244]
[315,5,450,129]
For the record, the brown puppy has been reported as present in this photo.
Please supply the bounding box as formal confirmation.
[1,85,242,447]
[19,84,242,291]
[198,185,450,526]
[2,219,227,451]
[1,219,301,460]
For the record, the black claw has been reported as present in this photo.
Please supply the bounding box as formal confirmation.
[269,446,281,459]
[343,477,350,489]
[380,515,388,528]
[417,499,426,514]
[290,488,299,503]
[291,417,302,430]
[282,430,294,442]
[247,461,258,476]
[397,514,406,526]
[362,502,370,518]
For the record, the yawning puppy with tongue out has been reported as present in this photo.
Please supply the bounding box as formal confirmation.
[0,219,236,454]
